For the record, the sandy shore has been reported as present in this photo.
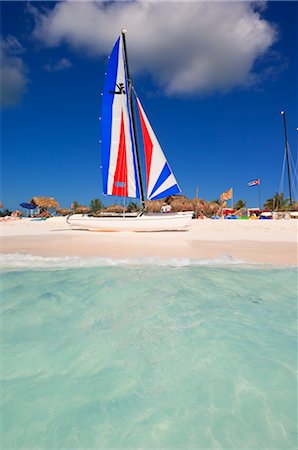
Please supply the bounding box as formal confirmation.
[1,217,297,266]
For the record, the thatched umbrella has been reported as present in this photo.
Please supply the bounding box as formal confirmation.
[57,208,72,216]
[191,198,207,218]
[31,196,60,209]
[205,201,221,217]
[170,198,194,212]
[102,204,127,213]
[145,196,204,213]
[75,206,91,214]
[165,194,188,204]
[144,200,164,213]
[192,198,207,209]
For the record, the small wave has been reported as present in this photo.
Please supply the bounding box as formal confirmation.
[0,252,265,271]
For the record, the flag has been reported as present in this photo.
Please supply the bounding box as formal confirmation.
[247,178,260,187]
[220,188,233,201]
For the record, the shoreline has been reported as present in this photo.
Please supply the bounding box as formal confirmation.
[1,217,297,267]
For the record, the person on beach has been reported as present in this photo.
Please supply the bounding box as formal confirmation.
[38,208,51,218]
[11,210,22,218]
[161,203,172,213]
[161,203,167,213]
[0,210,22,222]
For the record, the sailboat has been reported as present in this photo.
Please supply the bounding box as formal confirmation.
[67,31,193,231]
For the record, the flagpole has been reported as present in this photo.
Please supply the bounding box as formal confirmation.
[258,183,261,210]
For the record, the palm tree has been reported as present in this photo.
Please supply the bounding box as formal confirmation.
[127,202,140,212]
[264,192,290,211]
[89,198,103,213]
[71,201,80,212]
[0,208,11,217]
[234,200,247,210]
[264,197,274,210]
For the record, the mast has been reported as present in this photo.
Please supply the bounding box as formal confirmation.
[121,29,145,206]
[280,110,293,204]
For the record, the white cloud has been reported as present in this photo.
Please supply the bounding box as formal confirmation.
[31,1,277,95]
[3,35,25,55]
[0,37,28,107]
[44,57,73,72]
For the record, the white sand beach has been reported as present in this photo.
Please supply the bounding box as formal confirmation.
[1,217,297,266]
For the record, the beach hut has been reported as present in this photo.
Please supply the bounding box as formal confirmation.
[30,197,60,210]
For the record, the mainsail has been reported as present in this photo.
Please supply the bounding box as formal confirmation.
[101,33,181,201]
[101,36,140,198]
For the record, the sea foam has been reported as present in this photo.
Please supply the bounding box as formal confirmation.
[1,252,258,271]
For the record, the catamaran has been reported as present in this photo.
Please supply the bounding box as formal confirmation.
[67,30,193,231]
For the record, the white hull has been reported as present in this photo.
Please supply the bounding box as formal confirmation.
[66,212,193,231]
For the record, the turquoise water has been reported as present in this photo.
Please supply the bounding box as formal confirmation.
[1,257,297,449]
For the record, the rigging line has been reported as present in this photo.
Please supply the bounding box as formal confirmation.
[295,157,298,191]
[288,143,298,183]
[278,149,286,195]
[132,87,146,194]
[130,88,144,202]
[289,164,298,197]
[295,141,298,177]
[285,142,298,200]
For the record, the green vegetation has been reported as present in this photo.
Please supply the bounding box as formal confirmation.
[127,202,140,212]
[89,198,104,213]
[0,208,12,217]
[234,199,247,210]
[7,192,296,216]
[72,201,80,211]
[263,192,290,211]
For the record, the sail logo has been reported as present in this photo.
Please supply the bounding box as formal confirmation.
[109,83,126,95]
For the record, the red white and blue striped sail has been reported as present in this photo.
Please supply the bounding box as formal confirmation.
[101,34,181,201]
[101,36,140,198]
[137,98,181,200]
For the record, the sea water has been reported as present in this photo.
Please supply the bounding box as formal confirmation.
[0,256,297,449]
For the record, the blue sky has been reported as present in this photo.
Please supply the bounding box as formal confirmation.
[1,1,297,211]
